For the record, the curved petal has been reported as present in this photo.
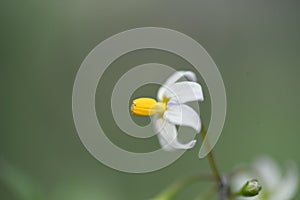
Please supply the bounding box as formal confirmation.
[157,85,168,102]
[272,162,298,200]
[151,114,166,134]
[152,115,196,151]
[151,115,173,151]
[157,131,175,151]
[164,81,204,103]
[164,71,197,85]
[253,156,281,190]
[164,104,201,132]
[157,71,197,101]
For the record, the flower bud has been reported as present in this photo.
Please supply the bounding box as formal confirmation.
[240,179,262,197]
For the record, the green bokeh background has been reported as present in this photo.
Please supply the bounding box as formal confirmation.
[1,0,300,199]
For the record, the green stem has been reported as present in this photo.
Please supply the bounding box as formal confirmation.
[201,125,226,200]
[229,191,241,200]
[151,174,214,200]
[152,125,224,200]
[200,125,222,184]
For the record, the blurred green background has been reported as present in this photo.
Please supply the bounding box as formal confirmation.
[1,0,300,199]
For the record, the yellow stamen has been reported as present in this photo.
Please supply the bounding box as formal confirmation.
[131,98,167,116]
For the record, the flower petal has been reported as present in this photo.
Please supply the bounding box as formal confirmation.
[164,71,197,85]
[152,114,166,135]
[253,156,281,190]
[164,104,201,132]
[272,162,298,200]
[152,115,196,151]
[157,71,197,101]
[164,81,204,103]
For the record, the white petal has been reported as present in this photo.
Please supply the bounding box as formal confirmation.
[253,156,281,190]
[236,196,260,200]
[152,116,196,151]
[272,162,298,200]
[164,81,204,103]
[164,104,201,132]
[157,131,176,151]
[164,71,197,85]
[151,115,173,151]
[157,71,197,101]
[152,114,166,135]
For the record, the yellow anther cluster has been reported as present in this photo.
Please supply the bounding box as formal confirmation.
[131,98,166,116]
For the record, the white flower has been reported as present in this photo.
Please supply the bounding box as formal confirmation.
[131,71,203,151]
[231,156,298,200]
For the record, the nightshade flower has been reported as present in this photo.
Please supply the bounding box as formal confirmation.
[231,156,298,200]
[131,71,204,151]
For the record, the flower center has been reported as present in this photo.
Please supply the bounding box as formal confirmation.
[131,98,167,116]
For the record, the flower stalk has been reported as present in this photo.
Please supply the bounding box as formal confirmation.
[200,125,222,183]
[200,125,225,200]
